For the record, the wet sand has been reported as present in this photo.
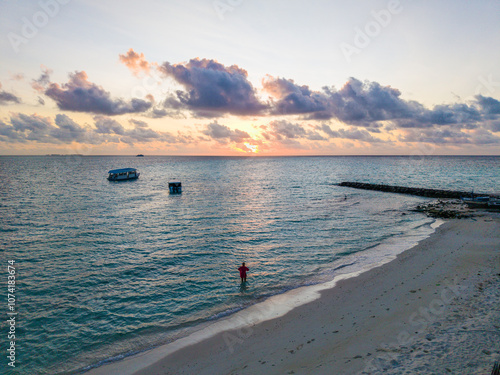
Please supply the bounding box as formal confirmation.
[87,214,500,375]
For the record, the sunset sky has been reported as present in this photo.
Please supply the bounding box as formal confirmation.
[1,0,500,155]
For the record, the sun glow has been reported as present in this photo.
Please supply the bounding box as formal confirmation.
[244,143,259,153]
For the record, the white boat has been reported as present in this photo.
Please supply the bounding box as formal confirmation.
[107,168,140,181]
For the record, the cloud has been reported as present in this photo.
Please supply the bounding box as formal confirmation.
[268,120,307,139]
[202,121,251,143]
[258,120,329,143]
[10,73,25,81]
[263,76,421,124]
[120,119,161,144]
[6,113,63,143]
[0,82,21,105]
[476,95,500,116]
[487,120,500,133]
[262,76,328,116]
[94,115,125,135]
[263,76,498,131]
[31,66,52,93]
[43,71,152,115]
[93,116,189,144]
[0,113,189,146]
[159,58,268,117]
[0,113,51,142]
[398,127,500,145]
[52,114,88,142]
[317,124,380,142]
[0,90,21,105]
[119,48,152,76]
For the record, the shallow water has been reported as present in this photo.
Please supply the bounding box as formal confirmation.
[1,155,498,374]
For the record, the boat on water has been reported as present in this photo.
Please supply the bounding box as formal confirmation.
[107,168,140,181]
[169,181,182,194]
[461,196,490,208]
[136,154,144,157]
[487,198,500,209]
[461,195,500,209]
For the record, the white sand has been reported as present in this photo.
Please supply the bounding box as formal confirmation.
[87,214,500,375]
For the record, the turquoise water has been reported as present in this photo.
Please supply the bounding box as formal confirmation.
[1,156,499,374]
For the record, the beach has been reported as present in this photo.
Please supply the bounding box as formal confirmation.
[87,213,500,375]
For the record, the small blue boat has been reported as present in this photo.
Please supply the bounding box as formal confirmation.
[107,168,140,181]
[169,181,182,194]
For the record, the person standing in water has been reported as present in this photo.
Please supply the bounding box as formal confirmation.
[238,262,249,282]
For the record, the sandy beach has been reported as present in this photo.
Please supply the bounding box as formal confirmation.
[88,213,500,375]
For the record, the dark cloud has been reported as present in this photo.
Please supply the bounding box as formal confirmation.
[0,113,188,146]
[262,76,327,116]
[160,58,268,117]
[145,95,187,119]
[0,91,21,105]
[43,71,152,115]
[267,120,308,139]
[470,128,500,144]
[263,77,498,131]
[397,127,500,145]
[317,124,380,142]
[263,76,427,124]
[0,121,23,142]
[488,121,500,133]
[7,113,59,143]
[93,116,126,135]
[120,119,160,144]
[202,122,251,143]
[51,114,87,142]
[31,67,53,93]
[259,121,328,142]
[0,82,21,105]
[476,95,500,116]
[399,128,471,144]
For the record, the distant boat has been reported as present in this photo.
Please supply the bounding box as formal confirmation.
[136,154,144,157]
[107,168,140,181]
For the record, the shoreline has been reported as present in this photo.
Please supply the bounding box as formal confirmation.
[83,217,437,375]
[86,214,500,375]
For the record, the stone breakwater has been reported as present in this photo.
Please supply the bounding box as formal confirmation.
[412,200,472,219]
[337,182,486,199]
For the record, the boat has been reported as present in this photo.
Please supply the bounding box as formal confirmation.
[461,196,490,208]
[169,181,182,194]
[107,168,140,181]
[488,198,500,210]
[136,154,144,157]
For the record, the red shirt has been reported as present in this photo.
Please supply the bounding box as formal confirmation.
[238,266,249,277]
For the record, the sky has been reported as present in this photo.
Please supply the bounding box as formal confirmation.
[1,0,500,156]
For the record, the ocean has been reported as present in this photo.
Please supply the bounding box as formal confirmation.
[1,155,499,374]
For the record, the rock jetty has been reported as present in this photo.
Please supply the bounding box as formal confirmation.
[337,182,482,199]
[412,200,472,219]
